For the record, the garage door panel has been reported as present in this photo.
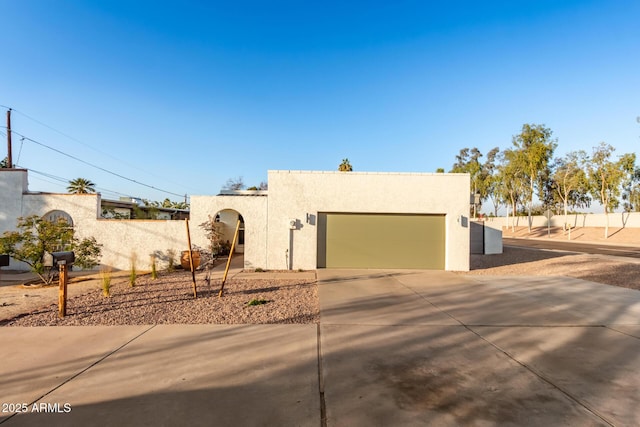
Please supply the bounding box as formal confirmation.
[318,213,445,269]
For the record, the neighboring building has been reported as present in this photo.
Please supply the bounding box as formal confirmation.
[101,198,189,220]
[1,168,471,271]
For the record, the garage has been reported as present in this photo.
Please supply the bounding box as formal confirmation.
[317,213,446,269]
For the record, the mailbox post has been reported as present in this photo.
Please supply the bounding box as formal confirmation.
[58,260,68,318]
[44,252,75,318]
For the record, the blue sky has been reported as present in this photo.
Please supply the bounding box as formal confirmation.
[1,1,638,205]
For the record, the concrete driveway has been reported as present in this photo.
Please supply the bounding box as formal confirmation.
[318,269,640,426]
[1,270,640,426]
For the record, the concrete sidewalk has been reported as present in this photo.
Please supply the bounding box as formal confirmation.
[0,325,320,426]
[2,270,640,426]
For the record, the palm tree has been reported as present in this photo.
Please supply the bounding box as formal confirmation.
[67,177,96,194]
[338,158,353,172]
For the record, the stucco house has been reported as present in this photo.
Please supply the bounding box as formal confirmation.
[190,170,470,271]
[1,168,470,271]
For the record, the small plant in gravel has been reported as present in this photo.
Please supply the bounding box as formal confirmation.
[150,255,158,279]
[166,249,176,272]
[100,266,112,297]
[129,253,137,287]
[247,298,270,306]
[254,268,266,273]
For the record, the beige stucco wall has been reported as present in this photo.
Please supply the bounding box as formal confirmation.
[0,170,189,271]
[90,219,187,271]
[266,170,471,271]
[0,170,29,232]
[189,195,268,269]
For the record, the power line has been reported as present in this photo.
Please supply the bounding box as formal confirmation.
[4,127,185,201]
[8,129,186,198]
[15,165,138,199]
[0,105,198,193]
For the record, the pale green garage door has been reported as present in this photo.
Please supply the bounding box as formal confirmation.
[317,213,445,269]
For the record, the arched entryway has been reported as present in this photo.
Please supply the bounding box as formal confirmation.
[213,209,245,254]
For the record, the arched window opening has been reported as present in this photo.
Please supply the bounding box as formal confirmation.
[42,210,74,227]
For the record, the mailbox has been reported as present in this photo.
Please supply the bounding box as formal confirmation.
[43,251,75,267]
[0,254,9,267]
[52,251,75,266]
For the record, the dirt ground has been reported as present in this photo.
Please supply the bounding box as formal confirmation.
[470,226,640,290]
[466,246,640,290]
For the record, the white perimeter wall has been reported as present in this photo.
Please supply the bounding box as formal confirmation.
[486,212,640,229]
[267,170,471,271]
[20,191,188,271]
[1,170,189,271]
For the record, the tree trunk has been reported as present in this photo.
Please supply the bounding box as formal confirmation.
[527,176,534,233]
[563,198,569,240]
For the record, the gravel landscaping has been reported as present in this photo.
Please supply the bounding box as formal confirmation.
[3,229,640,326]
[4,273,319,326]
[465,245,640,290]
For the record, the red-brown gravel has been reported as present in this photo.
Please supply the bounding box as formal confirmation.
[4,273,319,326]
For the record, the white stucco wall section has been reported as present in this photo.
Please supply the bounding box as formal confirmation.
[266,170,471,271]
[190,195,268,269]
[1,170,191,271]
[91,219,186,270]
[0,170,29,233]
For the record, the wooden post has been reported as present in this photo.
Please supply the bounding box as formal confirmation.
[58,263,68,318]
[218,219,241,298]
[185,219,197,298]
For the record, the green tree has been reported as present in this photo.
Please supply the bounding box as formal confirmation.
[551,151,591,227]
[67,177,96,194]
[451,147,500,217]
[145,198,189,210]
[451,148,483,217]
[435,168,445,173]
[498,149,526,230]
[588,143,636,238]
[0,157,8,168]
[622,165,640,212]
[338,158,353,171]
[510,124,557,232]
[0,215,102,285]
[482,148,502,216]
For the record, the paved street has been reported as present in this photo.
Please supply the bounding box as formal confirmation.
[503,237,640,258]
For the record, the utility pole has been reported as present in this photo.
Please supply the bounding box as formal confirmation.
[6,109,12,168]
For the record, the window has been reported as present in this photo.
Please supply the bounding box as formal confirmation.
[42,210,74,227]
